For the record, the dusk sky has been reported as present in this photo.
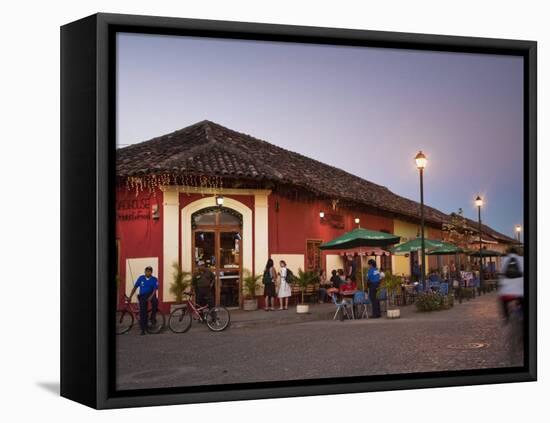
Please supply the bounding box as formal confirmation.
[116,33,524,237]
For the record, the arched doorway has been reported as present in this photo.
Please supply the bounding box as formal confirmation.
[192,207,243,308]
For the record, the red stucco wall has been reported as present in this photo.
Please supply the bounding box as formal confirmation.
[117,188,407,310]
[268,193,394,267]
[116,188,164,307]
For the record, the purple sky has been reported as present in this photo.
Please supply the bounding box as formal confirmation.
[116,33,524,238]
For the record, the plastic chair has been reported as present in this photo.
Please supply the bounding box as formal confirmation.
[353,291,371,319]
[330,292,352,321]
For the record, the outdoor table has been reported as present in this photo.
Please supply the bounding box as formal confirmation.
[340,290,357,319]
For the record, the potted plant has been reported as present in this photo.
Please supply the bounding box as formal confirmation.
[168,262,192,312]
[379,272,402,318]
[294,268,316,314]
[242,269,262,311]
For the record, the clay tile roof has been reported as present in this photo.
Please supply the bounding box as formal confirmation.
[117,120,514,242]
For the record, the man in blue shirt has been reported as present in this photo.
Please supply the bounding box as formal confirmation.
[367,259,382,318]
[412,260,421,282]
[129,266,159,335]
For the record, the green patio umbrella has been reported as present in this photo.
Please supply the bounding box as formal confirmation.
[389,238,458,255]
[319,228,401,250]
[468,249,503,257]
[319,228,400,289]
[427,244,465,255]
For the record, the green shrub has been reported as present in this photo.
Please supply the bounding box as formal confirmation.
[444,293,454,308]
[169,262,192,303]
[242,269,262,299]
[415,291,444,312]
[294,268,317,304]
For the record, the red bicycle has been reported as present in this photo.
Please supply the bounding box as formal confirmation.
[168,293,230,333]
[116,295,166,335]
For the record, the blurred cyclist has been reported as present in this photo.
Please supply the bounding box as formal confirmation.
[498,246,523,322]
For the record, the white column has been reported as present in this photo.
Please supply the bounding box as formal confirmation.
[254,193,269,277]
[163,190,179,302]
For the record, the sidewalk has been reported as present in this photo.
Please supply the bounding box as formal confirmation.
[229,302,334,328]
[228,292,498,329]
[229,299,409,328]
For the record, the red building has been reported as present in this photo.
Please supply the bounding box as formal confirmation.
[116,120,514,311]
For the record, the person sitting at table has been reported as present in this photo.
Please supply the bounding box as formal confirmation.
[340,276,357,293]
[337,269,346,285]
[317,269,330,303]
[326,269,341,297]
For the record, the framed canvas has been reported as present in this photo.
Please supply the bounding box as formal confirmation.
[60,13,537,409]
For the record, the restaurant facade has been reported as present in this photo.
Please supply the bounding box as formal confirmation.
[116,120,514,311]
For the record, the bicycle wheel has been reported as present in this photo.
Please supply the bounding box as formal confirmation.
[205,306,230,332]
[115,310,134,335]
[146,310,165,334]
[168,306,192,333]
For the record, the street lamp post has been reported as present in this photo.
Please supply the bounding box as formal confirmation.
[515,224,522,244]
[415,151,427,290]
[475,196,483,292]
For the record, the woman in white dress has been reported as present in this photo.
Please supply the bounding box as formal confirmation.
[277,260,292,310]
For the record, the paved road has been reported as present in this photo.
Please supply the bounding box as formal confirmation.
[116,292,523,390]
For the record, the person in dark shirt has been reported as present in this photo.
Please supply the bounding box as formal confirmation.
[367,259,382,318]
[193,264,215,309]
[128,266,159,335]
[329,269,341,289]
[412,260,421,282]
[326,269,341,298]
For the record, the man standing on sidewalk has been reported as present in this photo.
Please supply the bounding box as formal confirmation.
[128,266,159,335]
[367,259,382,318]
[194,263,215,308]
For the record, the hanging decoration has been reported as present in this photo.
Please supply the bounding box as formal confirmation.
[123,173,224,196]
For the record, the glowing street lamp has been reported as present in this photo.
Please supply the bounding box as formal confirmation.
[354,217,360,227]
[320,211,325,219]
[475,196,483,208]
[515,224,522,243]
[415,150,427,170]
[415,151,427,289]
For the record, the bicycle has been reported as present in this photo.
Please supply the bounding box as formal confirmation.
[168,293,230,333]
[115,295,166,335]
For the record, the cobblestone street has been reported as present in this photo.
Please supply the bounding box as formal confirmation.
[116,292,523,390]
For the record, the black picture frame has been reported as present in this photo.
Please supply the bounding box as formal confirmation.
[60,12,537,409]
